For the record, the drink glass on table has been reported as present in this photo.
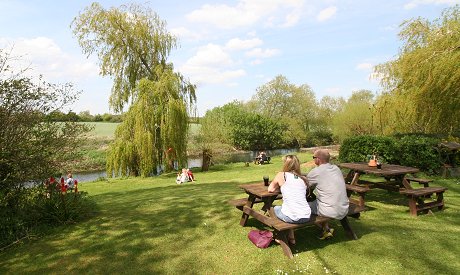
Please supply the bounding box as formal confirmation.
[263,176,269,186]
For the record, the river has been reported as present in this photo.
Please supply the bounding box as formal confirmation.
[74,148,300,182]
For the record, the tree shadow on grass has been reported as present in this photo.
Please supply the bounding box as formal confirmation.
[0,180,249,273]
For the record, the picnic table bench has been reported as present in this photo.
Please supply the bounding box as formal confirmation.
[230,183,362,258]
[405,177,432,187]
[399,187,447,216]
[345,184,369,209]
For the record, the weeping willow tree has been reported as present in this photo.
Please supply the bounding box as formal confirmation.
[374,5,460,135]
[72,2,195,177]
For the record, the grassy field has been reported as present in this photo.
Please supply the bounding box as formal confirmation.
[84,122,119,138]
[82,122,199,139]
[2,152,459,274]
[65,122,119,173]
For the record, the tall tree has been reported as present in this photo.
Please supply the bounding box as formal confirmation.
[374,5,460,134]
[248,75,317,147]
[194,104,234,171]
[0,49,90,245]
[72,3,196,176]
[332,90,375,142]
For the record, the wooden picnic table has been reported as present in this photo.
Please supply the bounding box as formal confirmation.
[338,162,447,216]
[339,162,420,190]
[230,182,359,258]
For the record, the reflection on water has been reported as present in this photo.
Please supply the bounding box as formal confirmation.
[76,148,299,182]
[73,170,107,183]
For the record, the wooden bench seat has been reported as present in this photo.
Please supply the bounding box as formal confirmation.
[228,195,283,210]
[346,184,370,208]
[399,187,447,216]
[230,197,365,218]
[405,177,433,187]
[242,206,358,258]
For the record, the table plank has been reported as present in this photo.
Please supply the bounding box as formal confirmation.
[339,162,419,176]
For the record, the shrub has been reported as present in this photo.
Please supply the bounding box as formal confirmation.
[395,135,441,173]
[339,134,443,174]
[339,135,397,163]
[0,178,97,248]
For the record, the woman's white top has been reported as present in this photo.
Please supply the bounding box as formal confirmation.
[280,172,311,221]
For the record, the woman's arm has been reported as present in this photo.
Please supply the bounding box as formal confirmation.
[268,172,284,193]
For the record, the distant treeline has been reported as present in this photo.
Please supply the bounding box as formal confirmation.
[46,110,203,123]
[46,110,123,122]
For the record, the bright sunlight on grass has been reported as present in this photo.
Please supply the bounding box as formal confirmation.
[0,152,459,274]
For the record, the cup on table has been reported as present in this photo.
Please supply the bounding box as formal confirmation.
[263,176,269,186]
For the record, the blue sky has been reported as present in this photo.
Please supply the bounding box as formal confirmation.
[0,0,458,116]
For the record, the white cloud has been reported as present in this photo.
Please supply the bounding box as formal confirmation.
[382,24,398,31]
[246,47,280,58]
[0,37,98,81]
[404,0,460,10]
[317,6,337,22]
[186,0,305,29]
[282,9,303,27]
[225,38,263,51]
[179,43,246,85]
[356,63,373,70]
[186,43,234,67]
[181,65,246,86]
[170,26,205,41]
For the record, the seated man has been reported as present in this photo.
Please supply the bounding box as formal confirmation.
[307,149,349,240]
[259,151,267,165]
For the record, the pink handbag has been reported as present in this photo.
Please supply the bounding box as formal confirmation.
[248,230,273,248]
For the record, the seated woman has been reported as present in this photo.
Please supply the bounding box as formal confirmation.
[186,168,195,181]
[176,168,188,184]
[268,155,311,244]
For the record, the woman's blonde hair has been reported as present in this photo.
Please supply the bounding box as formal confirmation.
[282,155,301,176]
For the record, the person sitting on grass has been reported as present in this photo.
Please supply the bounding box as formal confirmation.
[65,172,75,190]
[176,168,188,184]
[307,149,349,240]
[268,154,311,245]
[186,168,195,181]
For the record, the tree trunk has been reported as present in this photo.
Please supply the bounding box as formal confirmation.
[201,149,212,172]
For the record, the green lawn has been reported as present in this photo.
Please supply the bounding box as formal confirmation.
[82,122,119,138]
[1,153,459,274]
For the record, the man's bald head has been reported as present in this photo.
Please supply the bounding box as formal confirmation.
[314,149,330,163]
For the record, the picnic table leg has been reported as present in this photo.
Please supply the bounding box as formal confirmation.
[436,191,445,210]
[400,176,413,190]
[275,230,293,259]
[344,170,354,184]
[261,196,277,213]
[407,196,418,216]
[340,217,358,240]
[240,195,256,226]
[350,172,361,185]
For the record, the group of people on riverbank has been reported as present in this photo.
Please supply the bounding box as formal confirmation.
[268,149,348,243]
[176,168,195,184]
